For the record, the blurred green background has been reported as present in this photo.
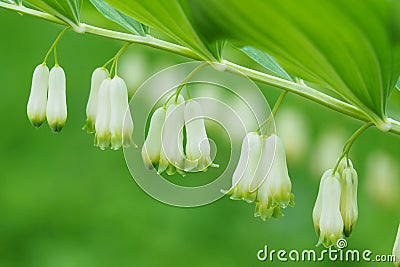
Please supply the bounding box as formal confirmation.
[1,2,400,266]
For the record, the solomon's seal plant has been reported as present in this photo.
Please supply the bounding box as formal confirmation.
[2,0,400,253]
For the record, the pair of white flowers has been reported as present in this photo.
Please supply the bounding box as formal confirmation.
[312,158,358,248]
[27,64,67,132]
[142,95,215,175]
[224,132,294,221]
[83,68,134,150]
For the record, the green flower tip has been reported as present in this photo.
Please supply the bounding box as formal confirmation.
[30,119,44,128]
[49,121,65,133]
[82,119,95,134]
[94,132,111,150]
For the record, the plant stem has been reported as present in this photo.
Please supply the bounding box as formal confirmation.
[102,57,115,68]
[342,122,374,155]
[256,90,288,134]
[271,91,288,117]
[1,2,400,135]
[174,62,208,102]
[224,61,367,121]
[185,84,192,99]
[109,43,131,77]
[43,26,69,64]
[54,46,58,66]
[332,122,373,174]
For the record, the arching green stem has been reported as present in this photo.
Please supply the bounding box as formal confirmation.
[43,26,69,64]
[332,122,374,174]
[174,62,208,103]
[109,43,131,77]
[1,2,400,135]
[256,90,288,134]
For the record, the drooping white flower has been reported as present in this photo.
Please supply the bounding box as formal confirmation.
[109,76,132,150]
[252,135,276,220]
[46,65,67,132]
[223,132,262,203]
[312,169,332,236]
[254,134,294,220]
[392,224,400,267]
[94,78,111,150]
[122,105,135,148]
[83,67,109,133]
[158,94,185,175]
[315,172,344,248]
[263,135,294,207]
[27,64,49,127]
[142,107,166,169]
[339,163,358,237]
[184,100,213,171]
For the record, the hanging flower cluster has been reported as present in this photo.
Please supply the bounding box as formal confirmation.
[312,158,358,248]
[142,94,216,176]
[224,132,295,221]
[25,29,393,252]
[27,63,67,133]
[26,30,135,151]
[83,70,135,150]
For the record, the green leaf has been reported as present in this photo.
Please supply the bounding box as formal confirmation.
[105,0,221,61]
[0,0,21,4]
[241,46,292,81]
[186,0,400,126]
[25,0,83,32]
[89,0,148,36]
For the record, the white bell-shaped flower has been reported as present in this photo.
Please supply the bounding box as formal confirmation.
[158,95,185,175]
[223,132,262,203]
[263,135,294,207]
[254,134,294,220]
[94,78,111,150]
[339,164,358,237]
[109,76,132,150]
[316,173,344,248]
[83,67,109,133]
[27,64,49,127]
[184,100,213,171]
[46,65,67,132]
[142,107,166,169]
[122,105,135,148]
[312,169,332,236]
[252,135,276,220]
[392,224,400,267]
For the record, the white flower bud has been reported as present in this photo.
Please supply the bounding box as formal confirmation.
[315,172,344,248]
[158,95,185,175]
[339,165,358,237]
[142,107,166,169]
[27,64,49,127]
[264,135,294,207]
[83,67,109,133]
[224,132,262,202]
[312,169,332,236]
[94,78,111,150]
[109,76,132,150]
[122,106,135,148]
[184,100,212,171]
[253,135,276,220]
[392,224,400,267]
[46,65,67,132]
[254,134,294,220]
